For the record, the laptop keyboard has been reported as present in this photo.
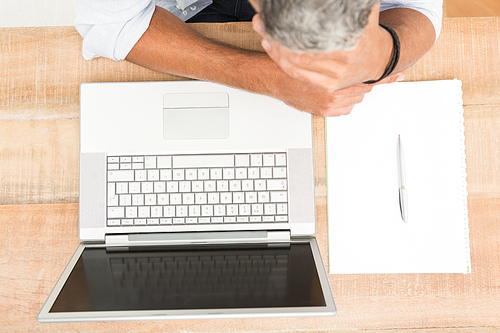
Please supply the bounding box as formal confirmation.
[106,153,288,226]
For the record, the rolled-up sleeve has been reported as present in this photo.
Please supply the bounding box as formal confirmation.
[75,0,155,60]
[380,0,443,39]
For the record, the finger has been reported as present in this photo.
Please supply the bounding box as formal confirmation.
[372,72,405,86]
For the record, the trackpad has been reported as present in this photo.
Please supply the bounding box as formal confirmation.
[163,108,230,140]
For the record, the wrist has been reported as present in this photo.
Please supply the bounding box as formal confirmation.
[364,24,400,84]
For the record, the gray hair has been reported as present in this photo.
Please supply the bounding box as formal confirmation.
[256,0,380,52]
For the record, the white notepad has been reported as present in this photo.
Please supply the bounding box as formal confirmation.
[326,80,470,274]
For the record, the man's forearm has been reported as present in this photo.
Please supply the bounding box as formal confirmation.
[379,8,436,74]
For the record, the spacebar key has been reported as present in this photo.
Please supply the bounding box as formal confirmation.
[173,154,235,168]
[108,170,134,182]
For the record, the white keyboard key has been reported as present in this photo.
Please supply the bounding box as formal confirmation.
[263,216,275,222]
[248,168,259,179]
[233,192,245,203]
[261,167,272,178]
[227,204,238,216]
[132,156,144,163]
[145,156,156,169]
[135,218,146,225]
[135,170,147,181]
[214,205,226,216]
[273,167,287,178]
[208,193,219,204]
[251,154,263,166]
[223,168,235,179]
[202,205,214,216]
[141,182,153,193]
[199,217,211,223]
[220,192,232,204]
[192,181,204,192]
[173,154,234,168]
[275,153,286,166]
[145,194,156,205]
[121,219,134,226]
[108,194,119,206]
[157,193,169,205]
[211,217,223,223]
[120,163,132,170]
[235,154,250,167]
[217,180,228,192]
[242,180,253,191]
[198,168,210,180]
[277,203,288,214]
[189,205,201,217]
[132,163,144,169]
[254,179,266,191]
[195,193,207,204]
[239,204,250,215]
[160,218,172,224]
[204,180,216,192]
[229,180,241,191]
[179,181,191,192]
[108,207,125,218]
[186,218,198,224]
[270,191,288,202]
[108,157,119,163]
[235,168,247,179]
[237,216,249,223]
[186,169,197,180]
[151,206,163,217]
[138,206,150,218]
[147,218,159,225]
[173,218,185,224]
[116,182,128,194]
[154,181,166,193]
[119,194,132,206]
[245,192,257,203]
[108,170,134,182]
[126,206,138,218]
[132,194,144,206]
[129,182,141,193]
[257,191,270,203]
[107,219,121,226]
[173,169,185,180]
[276,216,288,222]
[108,164,119,170]
[264,203,276,215]
[166,181,179,192]
[182,193,194,204]
[263,154,275,166]
[251,204,263,215]
[120,157,131,163]
[170,193,182,205]
[164,206,175,217]
[157,156,172,168]
[160,169,172,181]
[224,217,236,223]
[210,168,222,180]
[250,216,262,222]
[147,169,160,181]
[267,179,287,191]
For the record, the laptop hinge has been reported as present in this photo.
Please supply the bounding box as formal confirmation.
[105,230,291,247]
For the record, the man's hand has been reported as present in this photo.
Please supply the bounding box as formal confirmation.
[278,72,404,117]
[252,4,393,93]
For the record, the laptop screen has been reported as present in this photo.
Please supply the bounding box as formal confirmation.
[49,242,326,313]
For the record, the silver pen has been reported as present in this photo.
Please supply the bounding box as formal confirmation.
[398,135,408,223]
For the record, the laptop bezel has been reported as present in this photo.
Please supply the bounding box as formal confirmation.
[37,237,336,322]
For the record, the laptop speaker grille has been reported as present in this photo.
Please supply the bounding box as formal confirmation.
[79,152,106,229]
[287,148,316,224]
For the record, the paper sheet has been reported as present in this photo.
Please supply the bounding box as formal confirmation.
[326,80,470,274]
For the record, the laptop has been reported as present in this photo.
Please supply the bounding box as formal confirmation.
[37,80,336,322]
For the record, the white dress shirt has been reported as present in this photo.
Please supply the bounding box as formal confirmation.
[75,0,443,61]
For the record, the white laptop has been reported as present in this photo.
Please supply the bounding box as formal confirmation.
[37,80,336,322]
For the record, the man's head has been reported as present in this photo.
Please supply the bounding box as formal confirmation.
[250,0,380,53]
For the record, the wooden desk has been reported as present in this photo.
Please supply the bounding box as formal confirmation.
[1,18,499,332]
